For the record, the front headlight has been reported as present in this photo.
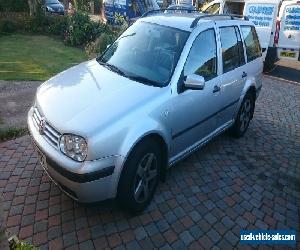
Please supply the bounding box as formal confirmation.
[59,134,88,162]
[47,6,54,11]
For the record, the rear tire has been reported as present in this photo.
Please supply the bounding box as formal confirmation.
[229,92,255,138]
[117,139,161,213]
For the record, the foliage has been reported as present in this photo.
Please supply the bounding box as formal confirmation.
[0,34,87,81]
[0,20,17,34]
[0,0,29,12]
[0,127,27,142]
[65,11,106,46]
[47,15,68,36]
[75,0,91,12]
[85,32,117,58]
[85,14,128,59]
[8,235,36,250]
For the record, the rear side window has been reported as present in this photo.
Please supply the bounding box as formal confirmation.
[220,26,244,73]
[241,26,262,62]
[184,29,217,81]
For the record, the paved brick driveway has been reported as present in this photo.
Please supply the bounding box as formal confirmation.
[0,76,299,249]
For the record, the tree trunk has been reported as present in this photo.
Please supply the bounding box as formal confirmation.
[28,0,38,16]
[100,0,105,21]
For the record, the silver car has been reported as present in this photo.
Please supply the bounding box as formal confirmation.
[28,13,263,212]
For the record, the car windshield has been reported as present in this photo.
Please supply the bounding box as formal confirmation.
[97,21,190,87]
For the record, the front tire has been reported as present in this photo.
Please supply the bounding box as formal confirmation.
[229,92,255,138]
[117,139,161,213]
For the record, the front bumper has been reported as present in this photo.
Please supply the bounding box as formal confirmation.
[27,107,125,203]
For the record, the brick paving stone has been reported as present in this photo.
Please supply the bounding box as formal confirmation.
[63,231,78,248]
[19,225,33,239]
[79,240,94,250]
[171,239,186,250]
[156,219,169,233]
[139,237,154,250]
[120,229,135,244]
[133,227,147,241]
[151,233,165,248]
[163,229,178,244]
[1,77,300,249]
[48,226,62,240]
[34,220,47,233]
[125,240,140,249]
[33,231,48,246]
[77,228,91,243]
[179,231,194,246]
[93,236,108,249]
[21,214,35,227]
[207,228,221,244]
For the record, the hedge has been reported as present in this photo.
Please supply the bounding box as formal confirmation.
[0,0,29,12]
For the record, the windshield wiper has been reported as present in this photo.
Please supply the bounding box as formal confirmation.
[97,60,160,87]
[119,32,136,39]
[97,61,125,76]
[127,75,160,87]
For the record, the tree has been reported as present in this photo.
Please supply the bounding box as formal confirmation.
[100,0,105,20]
[28,0,38,16]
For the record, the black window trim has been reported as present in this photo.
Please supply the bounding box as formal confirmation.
[234,26,246,66]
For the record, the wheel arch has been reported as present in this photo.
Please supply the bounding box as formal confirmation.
[124,132,169,181]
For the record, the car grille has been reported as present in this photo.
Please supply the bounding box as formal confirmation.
[32,107,61,148]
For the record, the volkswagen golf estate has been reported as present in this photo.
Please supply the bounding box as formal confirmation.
[28,12,263,212]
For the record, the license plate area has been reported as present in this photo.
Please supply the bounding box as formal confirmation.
[280,51,296,58]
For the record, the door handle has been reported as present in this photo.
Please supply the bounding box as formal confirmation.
[242,72,247,78]
[213,85,221,93]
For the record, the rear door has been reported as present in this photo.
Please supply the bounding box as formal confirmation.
[277,1,300,61]
[243,0,280,58]
[215,22,247,127]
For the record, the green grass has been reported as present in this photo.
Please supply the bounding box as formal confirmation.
[0,34,88,81]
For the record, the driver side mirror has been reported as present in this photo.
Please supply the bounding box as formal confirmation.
[184,74,205,90]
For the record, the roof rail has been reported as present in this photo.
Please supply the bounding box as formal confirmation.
[141,7,199,18]
[190,14,249,28]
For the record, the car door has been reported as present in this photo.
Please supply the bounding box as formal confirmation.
[170,28,223,160]
[215,23,248,127]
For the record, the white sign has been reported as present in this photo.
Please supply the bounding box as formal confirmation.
[245,4,275,27]
[284,6,300,31]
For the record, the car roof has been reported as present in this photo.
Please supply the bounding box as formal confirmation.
[140,13,252,32]
[141,13,211,31]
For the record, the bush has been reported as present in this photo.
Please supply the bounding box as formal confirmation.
[0,20,17,34]
[47,15,68,36]
[85,32,117,58]
[85,14,129,58]
[65,11,106,46]
[0,0,29,12]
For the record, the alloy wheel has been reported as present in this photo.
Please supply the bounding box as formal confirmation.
[239,99,252,133]
[134,153,158,203]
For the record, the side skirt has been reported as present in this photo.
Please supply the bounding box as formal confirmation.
[168,120,234,168]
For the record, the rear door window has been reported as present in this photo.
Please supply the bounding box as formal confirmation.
[220,26,244,73]
[241,26,262,62]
